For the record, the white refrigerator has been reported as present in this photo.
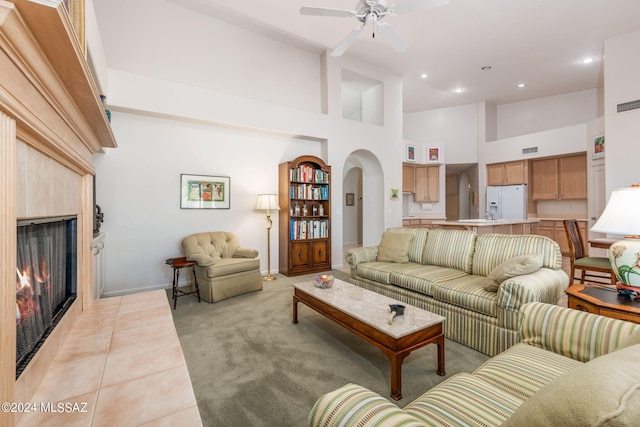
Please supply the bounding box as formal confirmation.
[486,184,527,220]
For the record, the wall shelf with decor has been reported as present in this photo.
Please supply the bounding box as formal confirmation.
[278,155,331,276]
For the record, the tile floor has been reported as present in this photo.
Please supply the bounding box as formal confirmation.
[17,290,201,427]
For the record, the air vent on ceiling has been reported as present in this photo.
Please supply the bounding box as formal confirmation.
[617,99,640,113]
[522,146,538,155]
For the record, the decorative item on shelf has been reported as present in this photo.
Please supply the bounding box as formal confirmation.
[99,94,111,122]
[303,201,308,216]
[319,203,324,216]
[255,194,280,281]
[591,184,640,291]
[294,201,300,216]
[314,274,334,288]
[312,203,318,216]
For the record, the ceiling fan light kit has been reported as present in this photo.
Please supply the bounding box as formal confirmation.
[300,0,449,57]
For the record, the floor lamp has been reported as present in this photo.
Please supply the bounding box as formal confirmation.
[255,194,280,281]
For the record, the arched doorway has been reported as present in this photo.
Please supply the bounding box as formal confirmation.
[343,150,385,249]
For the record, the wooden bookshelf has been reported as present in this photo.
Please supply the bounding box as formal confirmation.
[278,156,331,276]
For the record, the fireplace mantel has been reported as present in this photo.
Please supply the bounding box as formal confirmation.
[1,1,116,425]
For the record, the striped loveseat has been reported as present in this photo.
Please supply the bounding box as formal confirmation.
[346,228,568,356]
[309,302,640,427]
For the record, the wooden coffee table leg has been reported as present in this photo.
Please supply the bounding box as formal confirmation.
[436,334,446,376]
[388,352,406,401]
[292,295,299,324]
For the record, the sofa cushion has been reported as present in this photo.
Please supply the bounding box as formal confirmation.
[405,373,524,426]
[376,231,414,263]
[422,229,477,274]
[205,258,260,278]
[355,262,408,285]
[187,253,215,266]
[472,234,561,277]
[485,253,542,291]
[502,343,640,427]
[385,227,429,263]
[473,342,582,401]
[390,265,468,296]
[430,275,499,317]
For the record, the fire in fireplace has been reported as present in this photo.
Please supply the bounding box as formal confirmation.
[16,216,77,379]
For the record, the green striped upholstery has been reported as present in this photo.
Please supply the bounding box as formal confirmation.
[404,373,524,426]
[497,267,569,311]
[355,262,405,285]
[519,302,640,362]
[472,234,562,276]
[390,265,468,296]
[430,274,498,317]
[309,303,640,427]
[473,343,582,400]
[386,227,429,263]
[308,383,424,427]
[422,229,477,273]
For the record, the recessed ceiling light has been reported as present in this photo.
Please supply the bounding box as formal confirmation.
[582,57,594,64]
[517,83,526,88]
[453,87,465,94]
[420,73,428,80]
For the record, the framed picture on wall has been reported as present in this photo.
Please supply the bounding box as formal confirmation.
[406,145,416,162]
[593,134,605,159]
[427,147,440,163]
[181,174,230,209]
[346,193,355,206]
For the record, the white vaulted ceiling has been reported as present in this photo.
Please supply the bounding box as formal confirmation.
[96,0,640,113]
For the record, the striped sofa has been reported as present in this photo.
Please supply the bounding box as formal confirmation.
[346,228,568,356]
[309,302,640,427]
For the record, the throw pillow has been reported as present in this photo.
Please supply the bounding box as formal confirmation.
[485,253,543,291]
[502,343,640,427]
[377,231,414,263]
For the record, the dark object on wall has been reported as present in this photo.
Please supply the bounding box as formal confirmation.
[94,204,104,235]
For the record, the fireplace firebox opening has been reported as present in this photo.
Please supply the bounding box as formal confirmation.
[16,216,77,379]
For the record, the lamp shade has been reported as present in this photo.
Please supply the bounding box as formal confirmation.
[591,186,640,287]
[255,194,280,211]
[591,187,640,235]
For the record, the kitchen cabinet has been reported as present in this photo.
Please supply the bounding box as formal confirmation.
[402,218,439,229]
[537,219,587,256]
[531,154,586,200]
[402,163,415,193]
[486,160,527,186]
[414,165,440,203]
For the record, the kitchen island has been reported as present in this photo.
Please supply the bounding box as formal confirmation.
[431,219,540,235]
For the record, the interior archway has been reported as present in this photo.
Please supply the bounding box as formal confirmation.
[343,150,385,250]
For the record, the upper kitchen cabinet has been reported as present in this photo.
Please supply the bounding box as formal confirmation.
[414,165,440,203]
[531,153,587,201]
[402,163,415,193]
[486,160,528,186]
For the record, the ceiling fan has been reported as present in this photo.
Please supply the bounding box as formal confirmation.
[300,0,449,57]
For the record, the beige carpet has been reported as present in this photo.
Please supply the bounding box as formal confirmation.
[170,271,490,427]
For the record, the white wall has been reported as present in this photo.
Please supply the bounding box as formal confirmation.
[496,89,602,139]
[604,30,640,192]
[94,113,320,295]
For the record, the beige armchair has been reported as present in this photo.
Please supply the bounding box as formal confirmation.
[181,231,262,302]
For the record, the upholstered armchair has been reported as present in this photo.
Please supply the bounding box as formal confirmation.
[181,231,262,302]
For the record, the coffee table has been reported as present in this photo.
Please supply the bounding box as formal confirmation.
[292,278,445,400]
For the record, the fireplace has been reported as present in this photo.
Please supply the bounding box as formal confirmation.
[16,217,77,379]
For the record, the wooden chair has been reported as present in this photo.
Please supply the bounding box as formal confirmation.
[563,219,616,285]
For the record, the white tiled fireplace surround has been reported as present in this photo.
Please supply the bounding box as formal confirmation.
[1,2,200,426]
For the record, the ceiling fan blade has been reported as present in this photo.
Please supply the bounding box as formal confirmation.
[376,23,409,53]
[300,6,355,18]
[330,25,365,57]
[390,0,449,15]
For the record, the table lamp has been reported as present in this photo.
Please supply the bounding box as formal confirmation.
[590,185,640,288]
[255,194,280,281]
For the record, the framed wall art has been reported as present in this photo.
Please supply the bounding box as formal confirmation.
[181,174,230,209]
[593,134,605,159]
[346,193,355,206]
[406,144,416,162]
[63,0,86,55]
[427,147,440,163]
